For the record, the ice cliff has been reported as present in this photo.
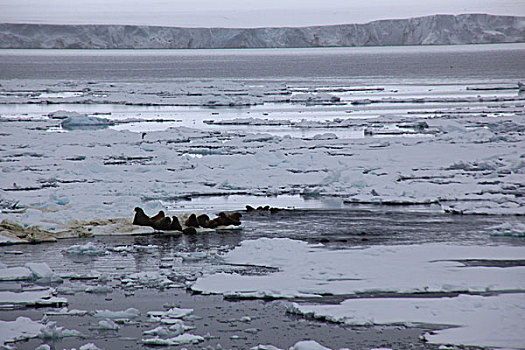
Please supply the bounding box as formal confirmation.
[0,14,524,49]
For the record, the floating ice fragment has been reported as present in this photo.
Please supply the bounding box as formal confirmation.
[0,266,33,281]
[79,343,102,350]
[48,110,83,120]
[62,242,107,256]
[0,317,42,345]
[143,323,190,337]
[96,319,120,330]
[127,271,172,288]
[39,322,84,339]
[251,345,283,350]
[142,333,204,346]
[147,307,193,320]
[61,114,113,130]
[93,308,140,319]
[25,262,60,283]
[289,340,331,350]
[0,289,67,308]
[35,344,51,350]
[46,308,88,316]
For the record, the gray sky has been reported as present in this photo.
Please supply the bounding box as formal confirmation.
[1,0,524,27]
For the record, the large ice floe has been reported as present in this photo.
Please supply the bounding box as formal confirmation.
[192,237,525,348]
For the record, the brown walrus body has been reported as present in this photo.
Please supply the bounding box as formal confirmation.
[151,216,172,231]
[197,214,210,228]
[169,216,183,231]
[150,210,165,222]
[133,207,241,232]
[133,207,152,226]
[185,214,199,228]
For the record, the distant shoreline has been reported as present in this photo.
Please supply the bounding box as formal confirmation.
[1,14,524,50]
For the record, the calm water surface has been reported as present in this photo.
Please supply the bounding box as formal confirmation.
[0,44,524,81]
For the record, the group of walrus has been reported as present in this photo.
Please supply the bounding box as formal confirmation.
[133,207,242,234]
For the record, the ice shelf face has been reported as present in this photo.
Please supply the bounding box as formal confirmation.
[0,14,524,49]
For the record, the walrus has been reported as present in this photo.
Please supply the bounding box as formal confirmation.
[197,214,210,228]
[169,216,183,231]
[206,218,220,229]
[185,214,199,228]
[216,212,242,226]
[133,207,151,226]
[150,210,165,222]
[151,216,172,231]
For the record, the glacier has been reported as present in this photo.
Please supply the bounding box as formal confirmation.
[0,14,524,49]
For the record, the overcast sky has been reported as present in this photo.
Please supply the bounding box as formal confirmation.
[1,0,524,27]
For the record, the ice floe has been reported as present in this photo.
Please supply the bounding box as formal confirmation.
[61,242,107,256]
[61,114,113,130]
[147,307,194,320]
[192,238,525,348]
[141,333,204,346]
[93,308,140,319]
[291,294,525,349]
[0,288,67,308]
[0,317,42,345]
[192,238,525,298]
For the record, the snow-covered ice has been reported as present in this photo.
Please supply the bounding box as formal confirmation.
[192,238,525,348]
[93,308,140,319]
[0,289,67,308]
[0,317,43,345]
[147,307,194,320]
[291,294,525,349]
[141,333,204,346]
[192,238,525,297]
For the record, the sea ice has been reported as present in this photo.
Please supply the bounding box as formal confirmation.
[291,294,525,349]
[61,114,113,130]
[93,308,140,319]
[141,333,204,346]
[192,238,525,298]
[0,289,67,308]
[0,266,33,281]
[61,242,107,256]
[39,321,84,339]
[289,340,331,350]
[0,317,42,345]
[147,307,194,320]
[96,319,120,330]
[25,262,61,282]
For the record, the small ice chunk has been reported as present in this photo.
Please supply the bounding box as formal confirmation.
[289,340,331,350]
[147,307,193,320]
[251,346,283,350]
[96,319,120,330]
[62,242,107,256]
[35,344,51,350]
[0,266,33,281]
[79,343,102,350]
[93,308,140,319]
[142,333,204,346]
[0,317,42,344]
[61,114,113,130]
[0,289,67,308]
[48,110,82,120]
[39,322,84,339]
[25,262,60,282]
